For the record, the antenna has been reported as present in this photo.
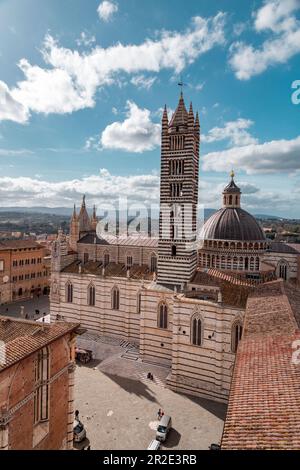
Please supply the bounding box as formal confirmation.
[177,75,186,94]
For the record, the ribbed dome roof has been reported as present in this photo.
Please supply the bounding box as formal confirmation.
[200,207,266,241]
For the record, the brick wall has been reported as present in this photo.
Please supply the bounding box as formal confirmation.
[0,333,74,450]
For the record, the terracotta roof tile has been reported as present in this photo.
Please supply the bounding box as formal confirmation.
[222,280,300,450]
[61,260,154,280]
[0,316,80,371]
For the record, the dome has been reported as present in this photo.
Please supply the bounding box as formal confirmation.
[200,207,266,242]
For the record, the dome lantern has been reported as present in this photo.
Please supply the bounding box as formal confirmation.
[223,171,241,208]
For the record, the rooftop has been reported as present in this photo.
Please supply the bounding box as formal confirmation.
[62,260,155,280]
[190,269,254,308]
[221,280,300,450]
[0,240,42,250]
[0,316,80,371]
[78,233,158,248]
[268,241,300,254]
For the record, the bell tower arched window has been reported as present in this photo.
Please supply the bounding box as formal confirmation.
[137,292,142,314]
[112,286,120,310]
[158,303,168,329]
[278,260,288,280]
[66,282,73,303]
[150,254,157,273]
[231,321,243,353]
[88,284,95,306]
[103,252,110,267]
[191,314,203,346]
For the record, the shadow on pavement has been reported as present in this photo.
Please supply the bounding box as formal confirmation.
[181,393,227,420]
[76,359,102,369]
[103,372,158,403]
[162,428,181,449]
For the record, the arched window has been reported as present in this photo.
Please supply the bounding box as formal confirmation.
[126,255,133,269]
[150,254,157,273]
[88,284,95,306]
[103,252,110,267]
[278,260,288,280]
[158,303,168,329]
[137,292,142,314]
[171,245,177,257]
[191,314,203,346]
[231,321,243,353]
[66,282,73,303]
[112,286,120,310]
[229,195,232,205]
[34,347,49,424]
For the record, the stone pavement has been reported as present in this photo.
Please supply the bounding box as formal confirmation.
[74,335,227,450]
[0,295,49,320]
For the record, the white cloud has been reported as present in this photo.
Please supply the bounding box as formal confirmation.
[131,75,157,90]
[254,0,299,33]
[0,169,160,207]
[0,148,33,156]
[11,58,95,115]
[202,118,258,146]
[97,1,118,22]
[76,32,96,47]
[0,80,29,123]
[100,101,161,152]
[202,135,300,174]
[0,13,226,120]
[0,168,297,216]
[229,0,300,80]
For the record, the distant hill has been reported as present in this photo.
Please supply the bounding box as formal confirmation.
[0,207,296,222]
[254,214,283,220]
[0,207,73,216]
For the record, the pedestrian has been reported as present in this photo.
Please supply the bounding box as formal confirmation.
[161,410,164,418]
[157,409,162,421]
[75,410,79,420]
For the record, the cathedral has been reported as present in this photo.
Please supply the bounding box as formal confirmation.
[50,93,300,404]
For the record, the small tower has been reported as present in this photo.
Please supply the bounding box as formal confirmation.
[69,196,92,251]
[69,204,79,252]
[157,92,200,286]
[223,171,241,208]
[90,205,98,231]
[51,229,68,273]
[78,195,92,234]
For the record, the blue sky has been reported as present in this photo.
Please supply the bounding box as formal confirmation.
[0,0,300,217]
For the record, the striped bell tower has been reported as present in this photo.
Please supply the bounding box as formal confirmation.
[157,92,200,287]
